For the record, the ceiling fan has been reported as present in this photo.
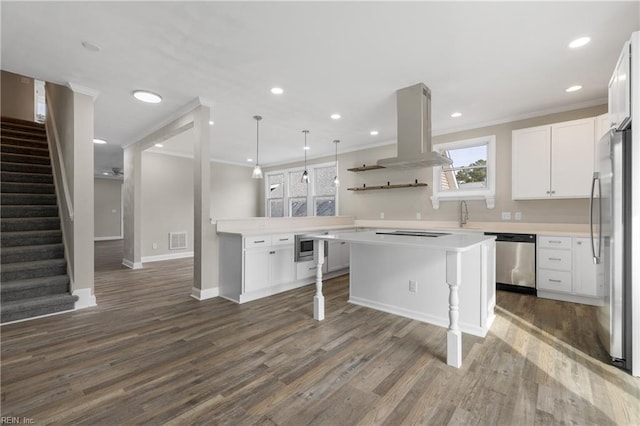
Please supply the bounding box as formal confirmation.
[110,167,124,177]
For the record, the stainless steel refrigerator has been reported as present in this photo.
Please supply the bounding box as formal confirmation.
[591,128,633,371]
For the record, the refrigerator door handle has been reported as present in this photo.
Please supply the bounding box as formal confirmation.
[590,172,601,264]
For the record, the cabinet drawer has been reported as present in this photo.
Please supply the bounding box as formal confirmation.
[245,235,272,248]
[537,269,572,293]
[296,260,318,280]
[271,233,294,246]
[538,236,571,249]
[538,249,572,270]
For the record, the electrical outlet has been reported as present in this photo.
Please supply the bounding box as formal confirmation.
[501,212,512,220]
[380,212,385,219]
[416,212,422,220]
[515,212,522,221]
[409,280,418,293]
[152,243,158,250]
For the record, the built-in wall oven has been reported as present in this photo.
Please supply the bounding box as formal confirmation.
[295,233,328,262]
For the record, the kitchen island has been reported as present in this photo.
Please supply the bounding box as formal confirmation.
[312,230,496,368]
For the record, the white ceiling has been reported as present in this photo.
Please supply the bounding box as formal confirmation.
[2,2,638,176]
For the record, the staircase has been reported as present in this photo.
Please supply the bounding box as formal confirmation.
[1,117,77,323]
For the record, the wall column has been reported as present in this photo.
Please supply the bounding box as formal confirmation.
[123,145,143,269]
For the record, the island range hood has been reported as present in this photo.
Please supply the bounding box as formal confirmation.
[377,83,453,169]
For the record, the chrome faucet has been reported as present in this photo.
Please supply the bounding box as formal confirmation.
[459,200,469,227]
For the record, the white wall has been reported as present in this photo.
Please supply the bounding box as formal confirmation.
[1,70,35,121]
[263,104,607,224]
[94,178,122,239]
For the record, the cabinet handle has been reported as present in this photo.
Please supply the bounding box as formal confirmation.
[548,257,562,261]
[255,240,265,243]
[546,191,551,195]
[269,251,276,254]
[551,190,556,195]
[549,279,562,283]
[549,240,562,244]
[577,241,582,245]
[279,238,289,241]
[341,242,346,245]
[309,266,317,270]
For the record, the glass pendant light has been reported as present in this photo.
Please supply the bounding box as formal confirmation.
[333,139,340,187]
[301,130,310,183]
[251,115,263,179]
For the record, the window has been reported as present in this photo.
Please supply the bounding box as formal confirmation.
[431,135,496,209]
[265,162,338,217]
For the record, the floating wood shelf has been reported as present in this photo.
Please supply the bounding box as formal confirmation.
[347,182,428,191]
[347,164,386,172]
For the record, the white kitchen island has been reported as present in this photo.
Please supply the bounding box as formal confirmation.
[312,230,496,368]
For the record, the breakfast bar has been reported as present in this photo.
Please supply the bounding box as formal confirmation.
[312,230,496,368]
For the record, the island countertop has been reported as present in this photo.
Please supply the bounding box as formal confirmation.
[313,230,496,252]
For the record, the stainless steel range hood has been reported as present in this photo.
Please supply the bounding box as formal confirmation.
[377,83,452,169]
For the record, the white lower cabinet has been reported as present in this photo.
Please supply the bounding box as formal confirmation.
[328,240,349,272]
[244,249,271,293]
[537,235,602,305]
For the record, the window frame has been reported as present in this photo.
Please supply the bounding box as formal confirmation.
[264,161,338,217]
[431,135,496,209]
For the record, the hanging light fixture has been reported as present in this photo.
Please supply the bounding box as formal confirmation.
[301,130,310,183]
[333,139,340,187]
[251,115,263,179]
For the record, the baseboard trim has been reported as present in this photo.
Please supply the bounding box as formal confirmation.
[94,236,123,241]
[122,258,143,269]
[348,296,488,337]
[142,251,194,263]
[537,290,604,306]
[0,309,75,326]
[191,286,219,301]
[73,288,97,309]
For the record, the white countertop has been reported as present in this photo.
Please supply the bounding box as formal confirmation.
[314,230,495,252]
[217,224,356,237]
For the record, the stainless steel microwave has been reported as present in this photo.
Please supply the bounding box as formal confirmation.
[294,233,328,262]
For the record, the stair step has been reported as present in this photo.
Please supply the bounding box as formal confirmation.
[1,258,67,282]
[1,193,57,205]
[1,243,64,264]
[1,230,62,247]
[1,143,50,158]
[0,152,51,165]
[1,128,47,141]
[1,117,45,129]
[1,161,52,175]
[1,170,54,184]
[1,181,55,194]
[1,218,61,233]
[1,204,59,218]
[0,275,70,302]
[1,293,77,323]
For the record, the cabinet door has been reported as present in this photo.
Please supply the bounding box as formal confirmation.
[328,240,349,272]
[512,125,551,199]
[550,118,595,198]
[244,250,270,293]
[270,246,294,287]
[573,238,601,297]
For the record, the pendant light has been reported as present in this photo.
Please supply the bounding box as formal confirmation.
[333,139,340,187]
[251,115,263,179]
[301,130,310,183]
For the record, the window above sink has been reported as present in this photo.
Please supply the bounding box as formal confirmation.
[431,135,496,209]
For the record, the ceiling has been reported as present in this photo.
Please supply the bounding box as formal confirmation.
[2,2,638,177]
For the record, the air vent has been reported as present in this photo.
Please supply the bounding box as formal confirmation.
[169,231,188,250]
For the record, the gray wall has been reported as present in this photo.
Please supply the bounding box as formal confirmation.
[140,152,260,258]
[94,178,122,239]
[1,70,34,121]
[263,104,607,224]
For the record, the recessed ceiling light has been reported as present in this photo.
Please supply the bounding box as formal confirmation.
[569,36,591,49]
[566,85,582,92]
[209,120,214,126]
[133,90,162,104]
[451,112,462,118]
[271,87,283,95]
[370,130,379,136]
[81,41,101,52]
[330,113,341,120]
[247,158,254,162]
[93,138,107,144]
[102,172,110,176]
[154,143,164,148]
[304,146,311,150]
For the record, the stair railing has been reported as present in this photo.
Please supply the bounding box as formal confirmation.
[44,89,74,222]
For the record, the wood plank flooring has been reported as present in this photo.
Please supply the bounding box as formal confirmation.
[1,239,639,425]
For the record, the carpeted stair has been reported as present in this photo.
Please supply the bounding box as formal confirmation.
[1,117,77,323]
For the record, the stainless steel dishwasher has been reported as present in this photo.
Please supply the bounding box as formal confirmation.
[484,232,536,295]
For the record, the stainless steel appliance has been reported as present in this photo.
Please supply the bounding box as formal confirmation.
[294,233,328,262]
[484,233,536,295]
[591,32,638,375]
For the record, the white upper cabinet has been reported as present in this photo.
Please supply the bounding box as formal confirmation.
[512,117,595,200]
[609,41,631,131]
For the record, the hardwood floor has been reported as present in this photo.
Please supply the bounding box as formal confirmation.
[1,240,639,425]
